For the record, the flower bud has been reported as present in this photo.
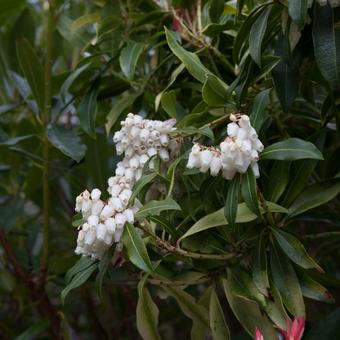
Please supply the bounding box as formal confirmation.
[115,213,126,228]
[139,129,150,141]
[227,122,239,137]
[210,156,222,176]
[100,205,115,219]
[160,134,169,146]
[91,200,104,215]
[88,215,99,226]
[91,188,101,200]
[96,223,107,241]
[84,228,96,245]
[105,218,116,233]
[123,209,134,223]
[159,148,170,161]
[129,156,140,170]
[109,197,123,212]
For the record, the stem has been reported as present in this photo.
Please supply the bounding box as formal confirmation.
[197,0,202,36]
[41,0,55,271]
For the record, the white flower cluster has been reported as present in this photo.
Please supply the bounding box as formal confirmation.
[113,113,178,185]
[316,0,340,7]
[187,114,263,180]
[74,113,178,259]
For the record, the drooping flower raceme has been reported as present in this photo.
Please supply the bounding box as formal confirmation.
[74,113,177,259]
[187,114,263,179]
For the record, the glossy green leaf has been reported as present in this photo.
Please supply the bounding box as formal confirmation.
[105,92,140,134]
[129,173,157,205]
[297,269,334,303]
[181,201,287,239]
[209,288,231,340]
[288,178,340,217]
[135,198,181,219]
[161,90,177,118]
[266,161,291,202]
[0,0,25,23]
[272,228,322,271]
[209,0,225,22]
[122,223,154,273]
[249,7,271,67]
[136,276,161,340]
[252,233,269,296]
[119,41,144,80]
[313,3,340,89]
[164,286,210,327]
[78,84,100,138]
[65,257,96,284]
[261,138,323,161]
[47,125,86,162]
[71,13,100,36]
[249,88,271,133]
[270,243,305,317]
[224,175,240,228]
[288,0,308,27]
[61,262,98,304]
[16,38,45,111]
[173,126,214,140]
[202,74,229,107]
[165,28,212,83]
[241,167,261,217]
[223,279,276,339]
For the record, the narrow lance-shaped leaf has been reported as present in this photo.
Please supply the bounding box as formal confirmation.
[122,223,154,273]
[202,74,229,107]
[288,178,340,217]
[249,7,271,67]
[164,286,210,327]
[222,279,277,339]
[288,0,308,27]
[252,233,269,296]
[270,242,305,317]
[161,90,177,118]
[209,0,225,22]
[129,173,158,205]
[209,288,231,340]
[78,82,100,138]
[136,276,161,340]
[250,88,271,133]
[272,228,323,272]
[241,167,261,217]
[297,269,334,304]
[261,138,323,161]
[16,38,45,111]
[47,125,86,163]
[313,3,340,89]
[119,41,144,80]
[224,175,240,228]
[165,27,213,83]
[135,198,181,219]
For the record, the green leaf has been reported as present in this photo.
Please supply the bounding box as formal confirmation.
[0,0,25,23]
[136,276,161,340]
[223,279,276,339]
[265,161,291,203]
[71,13,101,36]
[167,156,184,198]
[96,248,114,298]
[272,228,322,271]
[224,175,240,228]
[135,198,181,219]
[78,84,100,138]
[105,92,139,134]
[241,167,261,217]
[165,28,212,83]
[16,38,45,111]
[313,3,340,89]
[61,262,97,304]
[288,0,308,27]
[164,286,210,327]
[119,41,144,80]
[297,269,334,304]
[149,216,179,240]
[161,90,177,118]
[129,173,158,205]
[202,74,229,107]
[173,126,214,140]
[249,88,271,133]
[304,308,340,340]
[252,233,269,296]
[14,320,50,340]
[270,242,305,317]
[209,0,225,22]
[249,7,271,67]
[209,288,231,340]
[47,125,86,162]
[261,138,323,161]
[122,223,154,273]
[288,178,340,217]
[181,201,287,239]
[65,257,96,284]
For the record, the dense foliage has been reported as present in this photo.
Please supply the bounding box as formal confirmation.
[0,0,340,339]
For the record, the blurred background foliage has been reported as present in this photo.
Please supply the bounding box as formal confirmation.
[0,0,340,339]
